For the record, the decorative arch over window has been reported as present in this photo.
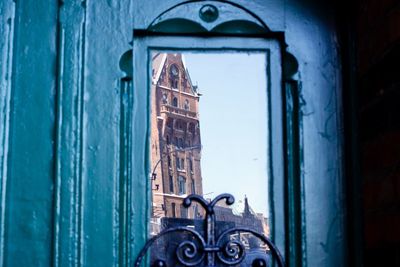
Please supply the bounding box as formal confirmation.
[130,1,302,266]
[145,0,271,34]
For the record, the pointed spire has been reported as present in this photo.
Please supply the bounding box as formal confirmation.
[243,195,251,216]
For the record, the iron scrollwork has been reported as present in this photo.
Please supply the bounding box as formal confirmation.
[134,193,285,267]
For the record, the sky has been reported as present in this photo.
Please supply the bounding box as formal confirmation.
[183,52,269,216]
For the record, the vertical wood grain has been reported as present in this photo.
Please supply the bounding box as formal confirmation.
[0,1,15,265]
[53,1,87,266]
[3,0,58,265]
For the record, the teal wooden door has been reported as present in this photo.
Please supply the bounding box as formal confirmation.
[1,1,133,266]
[0,1,347,266]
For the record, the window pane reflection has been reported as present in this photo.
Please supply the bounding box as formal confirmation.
[149,52,269,246]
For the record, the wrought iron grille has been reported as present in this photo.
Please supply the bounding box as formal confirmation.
[134,193,285,267]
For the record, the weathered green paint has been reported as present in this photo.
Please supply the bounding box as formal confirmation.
[0,1,15,264]
[0,0,347,266]
[2,1,57,266]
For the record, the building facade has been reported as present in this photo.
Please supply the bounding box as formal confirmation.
[150,53,203,220]
[214,196,269,237]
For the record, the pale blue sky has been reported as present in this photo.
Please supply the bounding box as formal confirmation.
[184,53,269,216]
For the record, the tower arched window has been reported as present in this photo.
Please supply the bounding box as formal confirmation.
[170,64,179,89]
[172,97,178,107]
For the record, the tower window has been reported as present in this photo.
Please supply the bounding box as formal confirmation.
[170,65,179,89]
[171,79,178,89]
[184,99,190,110]
[178,138,184,148]
[188,123,195,134]
[172,97,178,107]
[166,118,173,129]
[169,175,174,193]
[178,176,186,195]
[171,203,176,218]
[162,93,168,104]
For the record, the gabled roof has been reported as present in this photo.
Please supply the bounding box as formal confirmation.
[152,53,167,85]
[152,53,199,96]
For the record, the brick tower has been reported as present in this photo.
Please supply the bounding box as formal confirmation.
[150,53,203,220]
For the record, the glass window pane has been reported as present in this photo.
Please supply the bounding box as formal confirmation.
[149,52,270,258]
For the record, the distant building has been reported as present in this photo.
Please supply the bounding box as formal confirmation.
[214,196,269,237]
[150,53,203,222]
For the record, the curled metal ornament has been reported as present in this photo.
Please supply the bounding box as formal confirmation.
[134,194,285,267]
[217,240,246,265]
[176,240,204,266]
[216,227,285,267]
[133,227,206,267]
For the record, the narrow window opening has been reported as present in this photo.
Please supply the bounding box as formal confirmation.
[171,203,176,218]
[184,99,190,110]
[189,159,193,172]
[169,175,174,193]
[167,155,171,167]
[172,97,178,107]
[191,178,195,194]
[162,93,168,104]
[178,176,186,195]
